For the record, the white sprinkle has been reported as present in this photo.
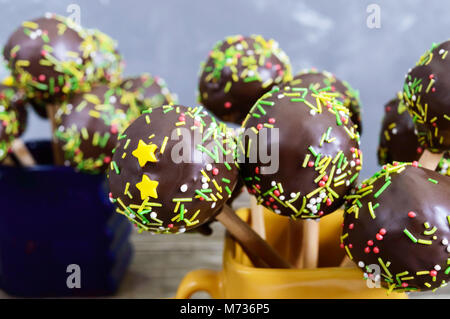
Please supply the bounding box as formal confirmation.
[442,238,449,245]
[290,192,296,198]
[350,161,356,167]
[180,184,188,192]
[310,198,317,205]
[310,110,316,116]
[206,164,212,171]
[211,202,216,209]
[434,265,441,271]
[439,49,445,55]
[109,95,117,104]
[179,227,186,233]
[271,181,276,186]
[279,195,285,201]
[150,212,157,219]
[202,183,209,189]
[278,94,285,99]
[358,261,365,268]
[201,177,208,183]
[274,209,281,214]
[392,128,398,135]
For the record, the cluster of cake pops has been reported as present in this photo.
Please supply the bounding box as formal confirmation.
[3,13,448,295]
[1,13,177,171]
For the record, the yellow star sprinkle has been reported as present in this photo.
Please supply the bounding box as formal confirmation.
[132,140,158,167]
[136,174,159,200]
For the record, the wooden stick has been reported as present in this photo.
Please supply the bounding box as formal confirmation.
[250,196,266,239]
[288,219,304,268]
[46,104,63,165]
[340,256,354,268]
[300,219,320,269]
[2,156,15,166]
[419,149,444,170]
[216,205,292,269]
[11,139,36,167]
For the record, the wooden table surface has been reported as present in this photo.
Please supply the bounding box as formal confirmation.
[1,193,449,299]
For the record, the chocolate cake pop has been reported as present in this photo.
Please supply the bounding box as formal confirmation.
[3,13,96,106]
[108,105,239,234]
[198,34,292,124]
[342,163,450,292]
[120,73,177,112]
[291,69,362,133]
[378,93,423,164]
[54,84,140,173]
[403,40,450,153]
[237,84,362,219]
[378,93,450,175]
[0,85,27,161]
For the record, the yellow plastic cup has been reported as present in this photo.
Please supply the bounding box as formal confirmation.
[175,208,407,299]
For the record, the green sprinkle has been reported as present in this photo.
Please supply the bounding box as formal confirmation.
[403,228,418,243]
[428,178,438,184]
[374,180,391,198]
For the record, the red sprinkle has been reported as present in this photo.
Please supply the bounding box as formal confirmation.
[254,167,260,174]
[256,123,263,130]
[103,156,111,164]
[273,190,280,197]
[376,233,383,241]
[307,161,314,167]
[367,240,374,246]
[430,270,437,277]
[408,211,416,218]
[340,243,345,249]
[268,117,276,124]
[379,228,387,235]
[224,102,232,109]
[168,224,174,228]
[401,283,409,288]
[364,247,370,254]
[349,223,354,230]
[212,168,219,176]
[373,247,380,254]
[318,181,326,187]
[412,161,419,167]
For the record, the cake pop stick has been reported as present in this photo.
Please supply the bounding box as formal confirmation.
[217,205,288,268]
[46,104,64,165]
[238,84,362,269]
[288,220,304,267]
[250,196,266,239]
[418,150,443,170]
[11,139,35,167]
[108,105,291,269]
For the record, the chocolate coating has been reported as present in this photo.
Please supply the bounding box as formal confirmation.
[291,69,362,133]
[108,105,239,234]
[120,73,177,112]
[54,84,140,173]
[3,14,95,104]
[342,163,450,292]
[378,94,450,176]
[403,40,450,152]
[198,35,292,124]
[237,85,361,218]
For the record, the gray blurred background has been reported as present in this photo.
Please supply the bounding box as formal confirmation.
[0,0,448,179]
